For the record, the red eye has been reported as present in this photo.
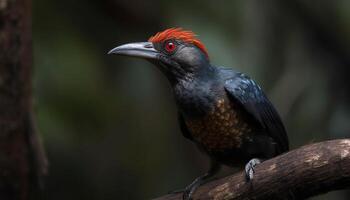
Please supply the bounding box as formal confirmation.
[165,41,176,52]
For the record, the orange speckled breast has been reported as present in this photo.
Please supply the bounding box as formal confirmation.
[185,97,253,152]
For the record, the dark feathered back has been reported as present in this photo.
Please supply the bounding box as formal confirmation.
[220,67,289,153]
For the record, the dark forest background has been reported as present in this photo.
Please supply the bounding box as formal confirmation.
[32,0,350,199]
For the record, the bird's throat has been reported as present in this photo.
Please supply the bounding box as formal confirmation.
[173,78,219,118]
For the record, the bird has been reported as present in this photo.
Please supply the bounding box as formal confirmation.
[109,28,289,200]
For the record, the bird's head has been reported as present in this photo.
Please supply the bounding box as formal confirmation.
[109,28,210,83]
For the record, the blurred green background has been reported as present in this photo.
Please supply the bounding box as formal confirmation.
[33,0,350,199]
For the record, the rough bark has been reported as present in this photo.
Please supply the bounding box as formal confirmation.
[0,0,47,200]
[155,139,350,200]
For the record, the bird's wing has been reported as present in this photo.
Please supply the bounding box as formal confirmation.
[223,71,289,153]
[178,113,193,140]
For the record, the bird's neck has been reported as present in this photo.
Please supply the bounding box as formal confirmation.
[172,65,220,118]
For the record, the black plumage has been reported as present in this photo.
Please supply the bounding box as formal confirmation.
[175,66,288,165]
[223,69,289,154]
[109,28,289,200]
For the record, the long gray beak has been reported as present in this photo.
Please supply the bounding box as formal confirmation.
[108,42,159,60]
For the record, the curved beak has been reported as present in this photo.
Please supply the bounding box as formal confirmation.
[108,42,159,60]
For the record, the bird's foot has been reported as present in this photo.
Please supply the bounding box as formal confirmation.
[171,160,220,200]
[167,182,197,199]
[168,186,194,200]
[182,186,194,200]
[245,158,261,181]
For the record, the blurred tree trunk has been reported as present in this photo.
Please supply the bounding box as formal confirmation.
[0,0,47,200]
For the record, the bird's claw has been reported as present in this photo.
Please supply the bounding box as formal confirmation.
[245,158,261,181]
[182,188,193,200]
[167,188,193,200]
[167,187,193,199]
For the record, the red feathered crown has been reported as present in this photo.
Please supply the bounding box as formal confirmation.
[148,28,209,58]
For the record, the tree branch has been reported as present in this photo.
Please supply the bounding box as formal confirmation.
[155,139,350,200]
